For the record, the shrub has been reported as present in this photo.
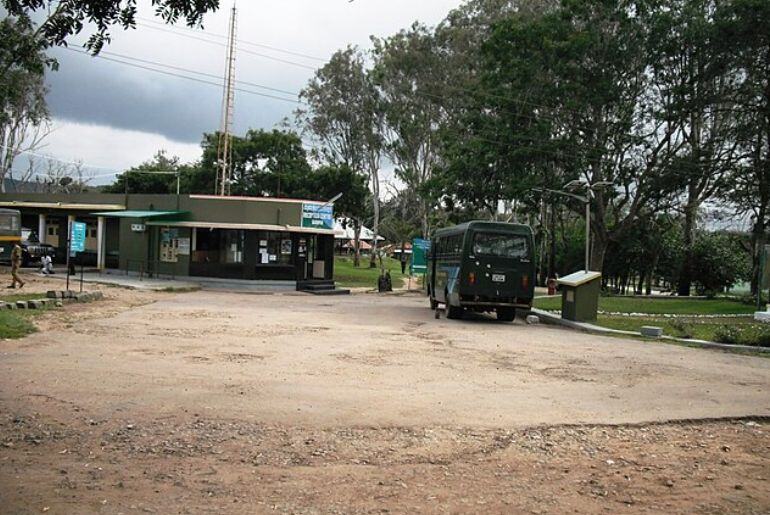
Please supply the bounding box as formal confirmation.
[714,324,770,346]
[669,319,695,339]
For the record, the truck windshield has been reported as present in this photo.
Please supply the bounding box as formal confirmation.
[472,232,528,259]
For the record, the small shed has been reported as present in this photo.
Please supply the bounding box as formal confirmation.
[557,271,602,322]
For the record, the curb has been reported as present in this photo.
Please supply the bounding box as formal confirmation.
[530,308,770,354]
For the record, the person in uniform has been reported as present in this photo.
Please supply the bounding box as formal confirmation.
[8,243,25,289]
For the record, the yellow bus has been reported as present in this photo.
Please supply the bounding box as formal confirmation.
[0,209,22,264]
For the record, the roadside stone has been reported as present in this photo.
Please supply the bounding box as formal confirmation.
[46,291,62,299]
[27,300,43,309]
[641,326,663,338]
[526,315,540,325]
[55,301,63,307]
[16,301,28,309]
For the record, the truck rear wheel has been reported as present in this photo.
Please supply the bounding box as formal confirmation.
[497,307,516,322]
[447,304,464,320]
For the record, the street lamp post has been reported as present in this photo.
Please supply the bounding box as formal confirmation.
[536,179,613,273]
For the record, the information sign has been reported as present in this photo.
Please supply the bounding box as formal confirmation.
[411,238,431,274]
[302,203,334,230]
[70,221,86,253]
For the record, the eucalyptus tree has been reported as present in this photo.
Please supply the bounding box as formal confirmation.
[0,16,51,193]
[472,0,684,271]
[371,24,448,239]
[296,47,384,267]
[649,0,741,296]
[714,0,770,296]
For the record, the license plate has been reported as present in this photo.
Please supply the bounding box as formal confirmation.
[492,273,506,283]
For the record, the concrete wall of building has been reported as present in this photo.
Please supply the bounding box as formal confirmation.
[0,193,330,280]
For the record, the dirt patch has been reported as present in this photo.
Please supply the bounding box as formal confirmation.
[1,286,770,512]
[0,406,768,514]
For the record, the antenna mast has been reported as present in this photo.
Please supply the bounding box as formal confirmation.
[216,3,237,196]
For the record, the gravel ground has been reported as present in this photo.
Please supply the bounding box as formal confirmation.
[1,276,769,513]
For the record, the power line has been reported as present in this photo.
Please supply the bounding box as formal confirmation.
[135,22,317,70]
[63,47,305,105]
[136,16,327,62]
[94,48,301,98]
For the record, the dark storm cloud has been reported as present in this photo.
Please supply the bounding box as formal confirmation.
[45,48,296,143]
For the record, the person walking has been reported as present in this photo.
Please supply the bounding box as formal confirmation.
[8,243,25,289]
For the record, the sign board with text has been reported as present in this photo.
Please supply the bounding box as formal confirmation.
[301,203,334,230]
[70,221,86,254]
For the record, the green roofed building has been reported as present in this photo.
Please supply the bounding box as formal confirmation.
[0,193,338,290]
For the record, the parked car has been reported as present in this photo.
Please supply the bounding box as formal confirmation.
[20,228,57,267]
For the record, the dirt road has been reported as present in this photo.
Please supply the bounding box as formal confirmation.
[1,283,769,513]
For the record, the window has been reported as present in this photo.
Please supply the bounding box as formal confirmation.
[192,229,244,264]
[0,212,20,232]
[222,230,244,264]
[472,232,529,259]
[258,232,292,265]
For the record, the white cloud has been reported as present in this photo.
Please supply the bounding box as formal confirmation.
[39,119,201,184]
[42,0,465,172]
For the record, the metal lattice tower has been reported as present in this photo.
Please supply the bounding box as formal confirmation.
[216,4,237,196]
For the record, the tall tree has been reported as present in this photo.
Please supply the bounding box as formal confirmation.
[371,24,447,239]
[297,47,383,267]
[477,0,683,271]
[714,0,770,296]
[0,16,52,193]
[650,0,740,296]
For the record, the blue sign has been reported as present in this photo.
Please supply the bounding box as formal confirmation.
[70,221,86,253]
[302,203,334,230]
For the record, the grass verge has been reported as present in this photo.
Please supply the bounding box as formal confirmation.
[533,295,756,315]
[0,310,38,339]
[596,315,770,344]
[334,256,409,288]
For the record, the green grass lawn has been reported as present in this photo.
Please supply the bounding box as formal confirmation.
[596,315,768,343]
[533,295,768,345]
[533,295,756,315]
[334,256,409,288]
[0,292,47,303]
[0,310,38,339]
[0,293,53,339]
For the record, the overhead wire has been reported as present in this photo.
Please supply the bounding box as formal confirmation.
[62,47,306,105]
[134,22,317,70]
[135,16,327,62]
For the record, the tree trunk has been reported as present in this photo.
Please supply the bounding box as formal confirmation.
[589,231,608,272]
[421,199,429,240]
[548,205,557,279]
[368,170,380,269]
[353,220,362,268]
[678,197,698,297]
[750,173,768,294]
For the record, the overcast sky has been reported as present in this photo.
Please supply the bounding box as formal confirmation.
[34,0,464,184]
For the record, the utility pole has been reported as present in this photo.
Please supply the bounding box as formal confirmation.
[216,3,237,196]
